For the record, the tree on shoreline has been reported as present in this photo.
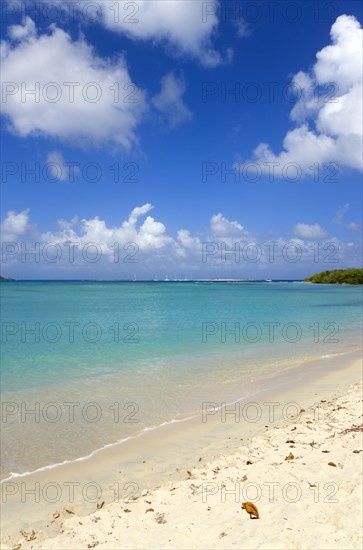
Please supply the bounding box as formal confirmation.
[305,269,363,285]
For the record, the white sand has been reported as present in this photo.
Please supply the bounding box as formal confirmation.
[3,377,362,550]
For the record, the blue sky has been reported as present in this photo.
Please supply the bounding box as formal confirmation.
[1,0,362,279]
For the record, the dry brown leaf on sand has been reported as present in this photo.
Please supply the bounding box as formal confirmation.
[219,532,227,539]
[145,508,154,513]
[328,462,337,467]
[241,502,259,519]
[285,452,294,461]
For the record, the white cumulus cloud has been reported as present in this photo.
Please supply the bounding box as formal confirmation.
[1,209,31,241]
[74,0,224,67]
[46,0,225,66]
[294,223,328,240]
[152,72,192,128]
[1,19,146,148]
[332,203,361,232]
[46,151,79,181]
[241,15,363,176]
[41,203,174,254]
[7,16,36,41]
[1,207,361,277]
[177,229,201,249]
[332,203,350,224]
[210,213,246,238]
[345,222,361,232]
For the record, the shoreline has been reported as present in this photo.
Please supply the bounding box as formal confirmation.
[1,345,360,483]
[1,349,362,548]
[2,333,361,482]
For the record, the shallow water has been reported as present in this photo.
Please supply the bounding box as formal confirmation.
[1,281,362,478]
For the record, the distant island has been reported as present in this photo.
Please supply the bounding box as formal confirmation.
[0,276,15,281]
[305,268,363,285]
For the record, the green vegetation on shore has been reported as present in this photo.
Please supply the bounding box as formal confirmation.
[305,268,363,285]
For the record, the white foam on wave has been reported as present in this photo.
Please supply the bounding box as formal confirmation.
[0,411,202,483]
[1,388,262,484]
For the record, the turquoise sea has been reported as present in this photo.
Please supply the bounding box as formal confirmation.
[1,281,362,478]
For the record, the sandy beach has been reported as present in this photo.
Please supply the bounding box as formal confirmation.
[2,1,363,547]
[1,351,362,550]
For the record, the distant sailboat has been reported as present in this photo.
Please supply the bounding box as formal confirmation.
[133,274,137,282]
[164,275,169,282]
